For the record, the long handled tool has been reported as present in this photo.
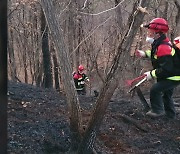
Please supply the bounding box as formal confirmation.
[125,74,146,87]
[128,77,146,93]
[128,77,150,112]
[136,87,150,112]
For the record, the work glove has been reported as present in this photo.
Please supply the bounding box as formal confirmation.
[135,50,146,58]
[144,71,152,81]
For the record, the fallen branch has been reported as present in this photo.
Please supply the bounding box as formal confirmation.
[113,113,148,133]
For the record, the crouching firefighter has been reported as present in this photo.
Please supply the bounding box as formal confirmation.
[73,65,90,95]
[136,18,180,119]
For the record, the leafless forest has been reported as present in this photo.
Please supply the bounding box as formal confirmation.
[8,0,180,87]
[7,0,180,153]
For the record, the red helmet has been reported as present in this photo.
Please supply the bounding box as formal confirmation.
[144,18,169,33]
[78,65,84,71]
[174,36,180,49]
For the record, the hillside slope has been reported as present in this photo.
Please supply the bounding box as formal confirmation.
[8,81,180,153]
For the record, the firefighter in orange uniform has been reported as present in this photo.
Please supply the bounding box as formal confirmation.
[136,18,180,119]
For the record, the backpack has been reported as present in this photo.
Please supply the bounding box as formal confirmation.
[161,42,180,68]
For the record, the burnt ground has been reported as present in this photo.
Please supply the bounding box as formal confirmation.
[8,81,180,154]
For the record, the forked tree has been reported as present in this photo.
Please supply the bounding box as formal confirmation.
[41,0,150,153]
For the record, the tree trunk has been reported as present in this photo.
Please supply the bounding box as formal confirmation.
[8,28,17,81]
[115,0,124,36]
[174,0,180,24]
[51,43,60,91]
[78,0,150,153]
[40,0,82,151]
[41,0,150,153]
[78,80,118,153]
[41,10,53,88]
[162,1,168,20]
[22,6,28,83]
[67,1,75,68]
[171,0,180,41]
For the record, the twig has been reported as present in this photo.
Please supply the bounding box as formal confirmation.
[79,0,125,16]
[59,0,71,16]
[8,3,21,18]
[70,16,112,56]
[82,0,88,10]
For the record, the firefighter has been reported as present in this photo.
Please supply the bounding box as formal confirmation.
[173,36,180,50]
[73,65,89,95]
[172,36,180,74]
[136,18,180,119]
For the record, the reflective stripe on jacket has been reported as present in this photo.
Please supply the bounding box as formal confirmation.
[145,35,180,81]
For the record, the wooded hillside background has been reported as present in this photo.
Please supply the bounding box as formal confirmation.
[6,0,180,153]
[8,0,180,92]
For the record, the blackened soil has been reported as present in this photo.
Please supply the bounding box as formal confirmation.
[8,81,180,153]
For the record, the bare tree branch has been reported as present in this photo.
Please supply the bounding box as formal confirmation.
[70,16,112,56]
[82,0,89,10]
[79,0,126,16]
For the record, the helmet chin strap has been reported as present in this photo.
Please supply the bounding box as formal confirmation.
[78,70,83,74]
[154,32,164,40]
[155,32,163,35]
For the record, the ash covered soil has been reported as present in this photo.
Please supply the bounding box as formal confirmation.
[8,81,180,154]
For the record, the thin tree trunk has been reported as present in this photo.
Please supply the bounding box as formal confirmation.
[74,1,82,69]
[41,10,53,88]
[115,0,124,36]
[171,0,180,40]
[40,0,82,151]
[8,28,17,81]
[67,1,75,68]
[78,0,150,153]
[51,43,60,91]
[162,1,168,20]
[174,0,180,24]
[22,5,28,83]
